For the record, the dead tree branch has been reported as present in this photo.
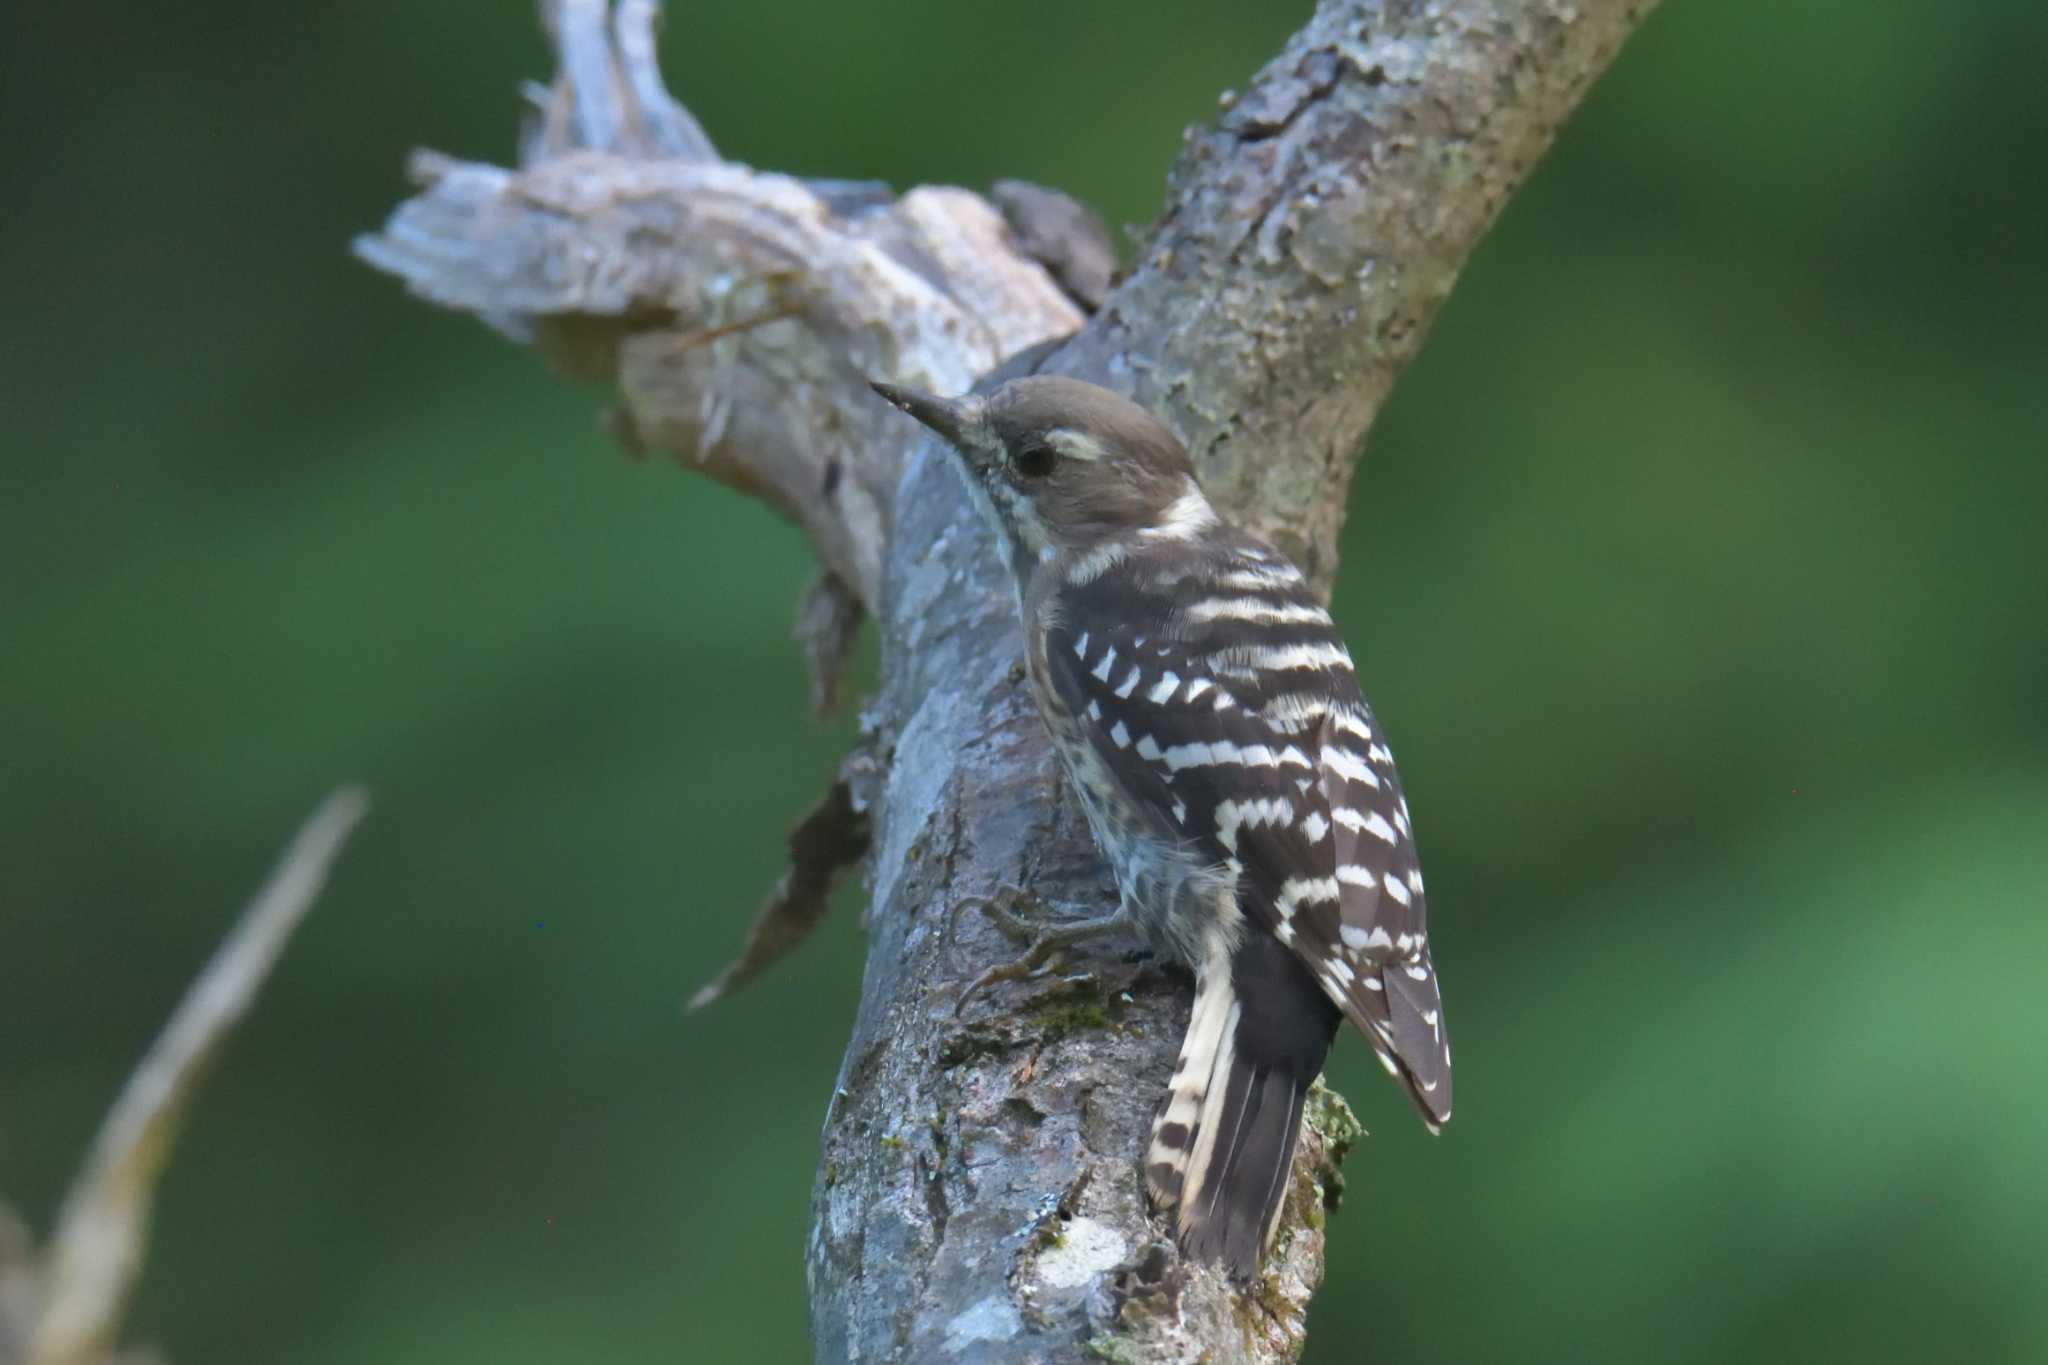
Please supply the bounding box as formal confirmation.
[17,790,369,1365]
[356,2,1653,1360]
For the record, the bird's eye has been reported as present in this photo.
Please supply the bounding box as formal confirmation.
[1014,444,1059,479]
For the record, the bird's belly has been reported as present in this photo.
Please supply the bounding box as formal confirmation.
[1049,728,1222,969]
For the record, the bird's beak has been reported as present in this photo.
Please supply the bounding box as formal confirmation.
[869,381,980,450]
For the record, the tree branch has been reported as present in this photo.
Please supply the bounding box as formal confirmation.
[20,790,369,1365]
[356,2,1654,1359]
[1054,2,1652,587]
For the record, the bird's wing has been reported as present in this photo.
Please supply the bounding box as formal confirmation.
[1308,703,1451,1127]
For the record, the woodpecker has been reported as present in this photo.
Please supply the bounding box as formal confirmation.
[871,375,1451,1279]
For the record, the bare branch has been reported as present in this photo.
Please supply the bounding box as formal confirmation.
[26,790,370,1365]
[354,151,1079,607]
[609,0,718,160]
[2,1204,39,1365]
[1053,2,1657,586]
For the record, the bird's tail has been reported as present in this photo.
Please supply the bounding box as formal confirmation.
[1146,934,1340,1278]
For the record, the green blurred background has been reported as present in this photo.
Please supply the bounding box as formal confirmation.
[5,1,2045,1361]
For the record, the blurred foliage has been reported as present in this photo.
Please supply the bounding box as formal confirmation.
[3,1,2045,1362]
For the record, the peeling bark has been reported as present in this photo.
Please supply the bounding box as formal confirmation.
[687,771,871,1013]
[794,571,865,716]
[357,1,1656,1359]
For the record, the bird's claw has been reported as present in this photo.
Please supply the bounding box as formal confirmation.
[950,889,1123,1018]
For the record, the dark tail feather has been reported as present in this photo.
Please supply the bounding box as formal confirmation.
[1161,933,1341,1279]
[1179,1061,1311,1277]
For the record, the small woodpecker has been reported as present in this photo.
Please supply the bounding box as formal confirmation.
[872,375,1450,1279]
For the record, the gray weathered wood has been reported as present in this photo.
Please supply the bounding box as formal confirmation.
[356,2,1655,1359]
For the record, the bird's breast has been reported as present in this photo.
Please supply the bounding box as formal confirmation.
[1025,630,1225,968]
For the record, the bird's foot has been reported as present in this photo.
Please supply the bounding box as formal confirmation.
[951,888,1124,1017]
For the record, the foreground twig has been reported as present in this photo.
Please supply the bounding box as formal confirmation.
[26,790,370,1365]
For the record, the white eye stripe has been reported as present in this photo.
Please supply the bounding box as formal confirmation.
[1044,428,1108,462]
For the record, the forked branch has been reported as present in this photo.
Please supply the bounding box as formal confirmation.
[357,3,1654,1359]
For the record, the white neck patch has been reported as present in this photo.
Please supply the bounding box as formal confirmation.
[1139,483,1220,542]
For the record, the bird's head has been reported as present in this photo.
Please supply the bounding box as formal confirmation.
[870,375,1214,577]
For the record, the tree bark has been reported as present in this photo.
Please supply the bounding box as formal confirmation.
[356,2,1655,1360]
